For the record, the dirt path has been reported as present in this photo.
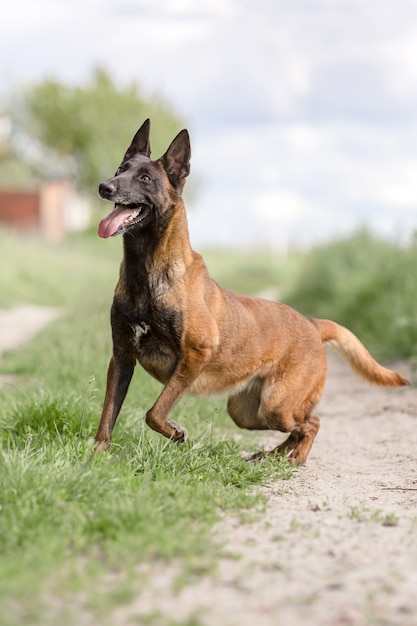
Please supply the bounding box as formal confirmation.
[116,352,417,626]
[0,305,59,387]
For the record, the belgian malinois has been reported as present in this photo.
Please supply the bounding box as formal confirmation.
[94,119,409,464]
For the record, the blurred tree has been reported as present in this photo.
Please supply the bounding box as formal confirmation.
[2,68,186,192]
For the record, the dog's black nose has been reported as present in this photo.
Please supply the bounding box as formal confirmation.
[98,180,116,199]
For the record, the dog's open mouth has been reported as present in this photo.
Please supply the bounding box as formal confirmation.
[98,203,151,238]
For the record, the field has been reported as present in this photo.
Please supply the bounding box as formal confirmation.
[0,228,416,625]
[0,230,296,625]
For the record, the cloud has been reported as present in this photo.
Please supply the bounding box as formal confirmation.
[1,0,417,247]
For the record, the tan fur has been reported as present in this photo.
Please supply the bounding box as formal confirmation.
[94,121,409,465]
[312,319,409,387]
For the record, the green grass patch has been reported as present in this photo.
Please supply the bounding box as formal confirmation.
[284,229,417,362]
[203,247,300,295]
[0,229,121,308]
[0,230,295,624]
[0,380,293,625]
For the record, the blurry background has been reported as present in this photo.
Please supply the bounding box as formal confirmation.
[0,0,417,361]
[1,4,417,617]
[0,0,416,249]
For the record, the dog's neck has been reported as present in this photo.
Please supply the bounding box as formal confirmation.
[120,200,194,295]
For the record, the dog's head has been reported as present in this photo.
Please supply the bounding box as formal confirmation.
[98,119,191,238]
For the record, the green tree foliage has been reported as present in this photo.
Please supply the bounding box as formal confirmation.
[6,68,185,191]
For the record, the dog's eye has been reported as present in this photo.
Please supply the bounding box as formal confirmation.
[140,174,151,182]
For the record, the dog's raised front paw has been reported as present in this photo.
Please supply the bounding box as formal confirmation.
[167,419,188,443]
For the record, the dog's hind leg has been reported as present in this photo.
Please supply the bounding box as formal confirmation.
[227,379,320,464]
[266,384,323,464]
[246,367,326,465]
[275,413,320,464]
[246,412,320,465]
[227,379,269,430]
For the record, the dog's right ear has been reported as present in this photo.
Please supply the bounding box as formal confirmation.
[122,119,151,162]
[160,129,191,189]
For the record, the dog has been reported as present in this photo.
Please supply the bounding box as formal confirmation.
[94,119,409,464]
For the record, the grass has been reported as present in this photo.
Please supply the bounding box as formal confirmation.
[0,385,292,624]
[346,503,399,526]
[1,226,415,624]
[0,229,295,625]
[202,248,301,296]
[0,229,122,308]
[284,229,417,362]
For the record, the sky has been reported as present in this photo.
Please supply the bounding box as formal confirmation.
[1,0,417,249]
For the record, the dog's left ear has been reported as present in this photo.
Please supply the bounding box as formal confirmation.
[122,118,151,162]
[160,129,191,188]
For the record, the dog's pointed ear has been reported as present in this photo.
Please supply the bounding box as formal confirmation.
[122,119,151,162]
[160,129,191,188]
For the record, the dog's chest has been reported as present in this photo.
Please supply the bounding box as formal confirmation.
[132,320,151,346]
[129,305,182,384]
[131,309,179,349]
[131,319,179,384]
[113,270,183,382]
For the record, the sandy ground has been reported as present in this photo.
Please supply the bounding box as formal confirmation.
[116,353,417,626]
[1,306,417,625]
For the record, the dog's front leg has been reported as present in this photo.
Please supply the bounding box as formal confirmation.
[94,354,135,451]
[145,347,211,442]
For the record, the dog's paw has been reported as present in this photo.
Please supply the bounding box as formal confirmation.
[244,450,267,463]
[244,449,290,464]
[167,419,188,443]
[94,439,111,453]
[145,412,188,443]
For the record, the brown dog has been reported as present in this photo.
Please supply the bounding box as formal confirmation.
[94,119,409,464]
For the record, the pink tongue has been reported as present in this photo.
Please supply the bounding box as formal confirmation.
[98,206,135,238]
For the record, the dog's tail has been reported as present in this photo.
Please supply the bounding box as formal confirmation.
[311,318,409,387]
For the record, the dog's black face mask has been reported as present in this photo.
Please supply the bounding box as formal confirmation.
[97,155,157,238]
[97,119,190,239]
